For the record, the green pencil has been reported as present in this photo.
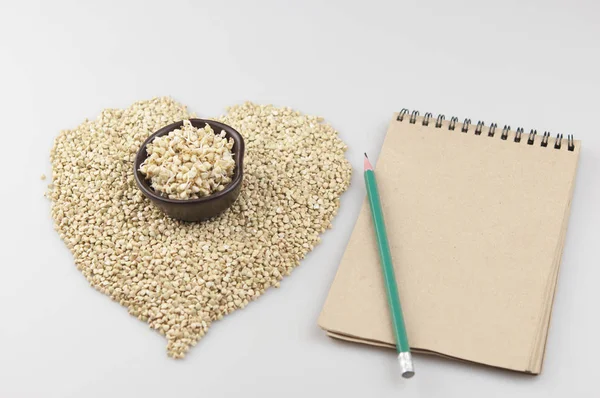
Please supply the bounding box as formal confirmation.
[364,153,414,378]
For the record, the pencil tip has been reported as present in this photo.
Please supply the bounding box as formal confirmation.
[363,154,373,171]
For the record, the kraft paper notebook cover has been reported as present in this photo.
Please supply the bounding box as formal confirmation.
[318,110,581,374]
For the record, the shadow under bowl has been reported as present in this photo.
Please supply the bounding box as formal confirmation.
[133,119,245,222]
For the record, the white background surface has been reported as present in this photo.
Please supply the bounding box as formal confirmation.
[1,1,599,397]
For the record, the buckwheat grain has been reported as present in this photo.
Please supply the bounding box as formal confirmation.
[49,97,351,358]
[139,120,235,199]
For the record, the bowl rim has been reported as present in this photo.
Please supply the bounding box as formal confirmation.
[133,118,245,204]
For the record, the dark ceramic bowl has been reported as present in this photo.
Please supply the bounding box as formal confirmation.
[133,119,245,222]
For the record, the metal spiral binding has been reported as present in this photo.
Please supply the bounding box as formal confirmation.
[449,117,458,131]
[527,130,537,145]
[514,128,524,143]
[501,125,510,140]
[461,119,471,133]
[409,111,419,124]
[423,112,433,126]
[541,132,550,147]
[396,109,576,151]
[568,134,574,151]
[554,134,563,149]
[435,114,445,128]
[475,121,484,135]
[397,108,409,121]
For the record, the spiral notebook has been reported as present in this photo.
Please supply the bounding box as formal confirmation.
[319,110,581,374]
